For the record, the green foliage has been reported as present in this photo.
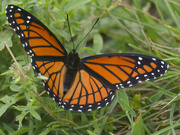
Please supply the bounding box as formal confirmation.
[0,30,13,50]
[131,113,145,135]
[93,33,103,54]
[0,0,180,134]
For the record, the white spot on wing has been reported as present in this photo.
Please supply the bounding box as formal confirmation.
[138,57,143,60]
[152,58,156,61]
[111,95,115,100]
[27,16,31,19]
[144,74,148,77]
[88,109,92,111]
[127,81,131,84]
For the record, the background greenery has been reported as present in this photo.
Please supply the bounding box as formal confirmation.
[0,0,179,134]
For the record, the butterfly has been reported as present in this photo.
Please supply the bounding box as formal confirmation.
[6,5,168,112]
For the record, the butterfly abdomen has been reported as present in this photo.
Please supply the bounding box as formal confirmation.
[64,69,78,92]
[64,50,81,91]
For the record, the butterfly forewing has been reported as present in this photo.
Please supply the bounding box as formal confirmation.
[82,53,168,90]
[6,5,67,57]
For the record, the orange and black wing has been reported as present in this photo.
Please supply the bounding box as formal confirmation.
[6,5,68,107]
[6,5,67,76]
[82,53,168,90]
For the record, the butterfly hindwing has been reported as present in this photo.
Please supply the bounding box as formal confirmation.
[61,70,115,112]
[43,61,66,104]
[82,53,168,90]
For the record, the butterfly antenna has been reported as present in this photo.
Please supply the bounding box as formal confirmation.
[67,14,75,50]
[75,18,99,50]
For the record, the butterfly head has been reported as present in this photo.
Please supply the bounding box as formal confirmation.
[66,49,80,70]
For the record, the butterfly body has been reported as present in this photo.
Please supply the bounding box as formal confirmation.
[64,50,80,91]
[6,5,168,112]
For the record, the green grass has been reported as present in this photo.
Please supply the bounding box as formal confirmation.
[0,0,180,134]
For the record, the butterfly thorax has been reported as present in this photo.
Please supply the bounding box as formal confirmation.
[64,50,80,92]
[66,50,80,70]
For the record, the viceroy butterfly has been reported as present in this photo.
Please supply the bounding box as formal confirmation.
[6,5,168,112]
